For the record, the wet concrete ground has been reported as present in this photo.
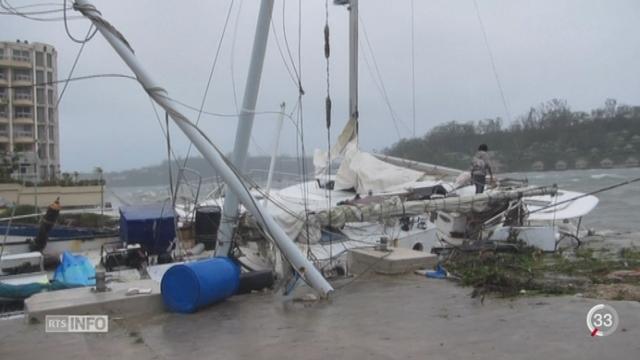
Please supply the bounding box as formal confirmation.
[1,274,639,360]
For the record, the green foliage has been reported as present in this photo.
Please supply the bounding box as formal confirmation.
[58,213,117,228]
[385,99,640,171]
[445,245,640,297]
[0,205,39,223]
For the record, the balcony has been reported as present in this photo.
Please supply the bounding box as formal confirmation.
[13,116,34,125]
[13,96,33,106]
[6,57,32,68]
[12,77,32,87]
[13,131,34,143]
[0,131,8,142]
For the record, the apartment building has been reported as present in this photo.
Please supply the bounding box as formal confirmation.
[0,40,60,181]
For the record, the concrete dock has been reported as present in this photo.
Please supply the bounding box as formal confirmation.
[1,274,639,360]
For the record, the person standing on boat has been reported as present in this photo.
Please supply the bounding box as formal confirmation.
[470,144,494,194]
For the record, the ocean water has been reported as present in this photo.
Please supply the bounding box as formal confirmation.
[107,167,640,233]
[506,167,640,233]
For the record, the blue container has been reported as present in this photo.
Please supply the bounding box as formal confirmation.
[119,204,176,255]
[161,258,240,313]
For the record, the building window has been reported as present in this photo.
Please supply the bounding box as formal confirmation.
[0,125,8,137]
[13,69,31,82]
[0,88,6,100]
[48,108,55,122]
[36,70,44,84]
[49,144,55,159]
[49,125,55,141]
[36,88,45,105]
[0,105,7,118]
[35,52,44,66]
[12,49,30,62]
[47,89,53,104]
[14,106,33,118]
[38,125,45,139]
[14,87,32,101]
[0,68,6,80]
[47,71,53,84]
[46,53,52,68]
[0,48,4,59]
[14,124,33,140]
[37,106,45,121]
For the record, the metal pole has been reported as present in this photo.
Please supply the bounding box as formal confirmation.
[73,0,333,296]
[263,102,285,208]
[216,0,274,256]
[349,0,358,143]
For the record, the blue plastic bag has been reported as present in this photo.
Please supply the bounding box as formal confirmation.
[425,264,448,279]
[53,252,96,286]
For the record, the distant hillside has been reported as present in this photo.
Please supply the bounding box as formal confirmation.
[385,99,640,172]
[105,155,312,187]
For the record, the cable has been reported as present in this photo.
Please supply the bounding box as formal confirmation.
[472,0,512,123]
[359,14,411,138]
[180,0,235,169]
[63,0,98,43]
[56,23,95,108]
[0,0,82,21]
[410,0,416,137]
[281,0,302,93]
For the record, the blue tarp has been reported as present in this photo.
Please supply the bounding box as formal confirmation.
[53,251,96,286]
[119,203,175,254]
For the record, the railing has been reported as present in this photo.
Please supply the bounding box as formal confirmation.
[13,74,32,82]
[14,112,32,119]
[13,131,34,138]
[12,55,30,62]
[14,93,32,101]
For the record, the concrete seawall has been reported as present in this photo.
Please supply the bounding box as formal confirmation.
[0,184,103,208]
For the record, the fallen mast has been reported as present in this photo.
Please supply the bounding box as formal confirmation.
[72,0,334,296]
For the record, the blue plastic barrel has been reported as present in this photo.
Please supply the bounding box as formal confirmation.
[161,258,240,313]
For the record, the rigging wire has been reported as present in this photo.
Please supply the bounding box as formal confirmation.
[323,0,333,266]
[472,0,512,123]
[281,0,303,94]
[0,0,83,21]
[359,14,412,138]
[229,0,243,112]
[270,8,300,89]
[410,0,416,137]
[178,0,235,176]
[56,23,95,109]
[63,0,98,43]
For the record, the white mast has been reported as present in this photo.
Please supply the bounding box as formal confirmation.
[216,0,275,256]
[72,0,334,297]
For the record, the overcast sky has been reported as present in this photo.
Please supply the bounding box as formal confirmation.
[2,0,639,172]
